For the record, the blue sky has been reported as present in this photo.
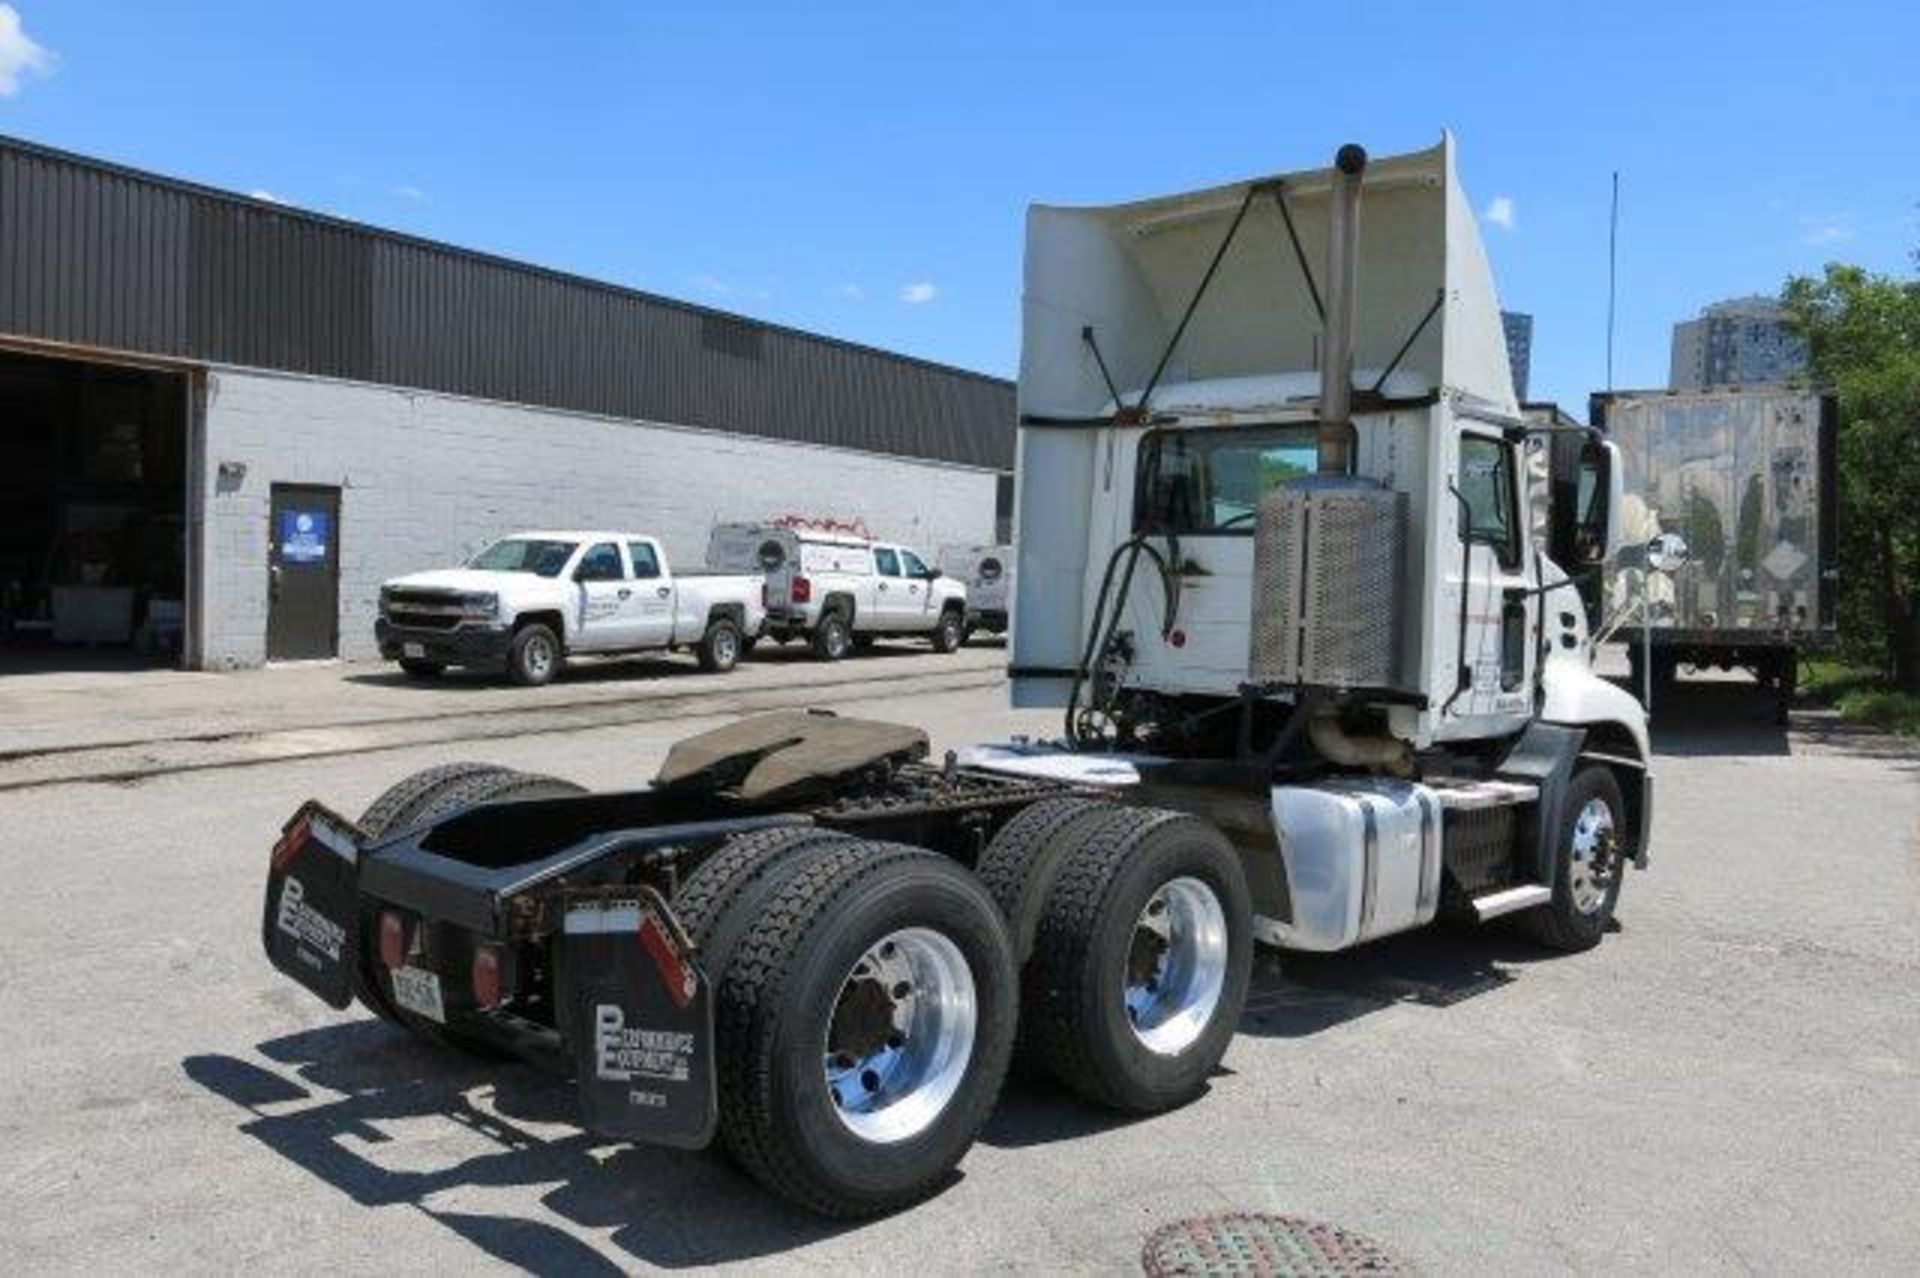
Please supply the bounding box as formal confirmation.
[2,2,1914,412]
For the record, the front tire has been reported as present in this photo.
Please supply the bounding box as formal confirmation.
[1021,807,1252,1115]
[1513,764,1627,952]
[507,622,562,686]
[710,841,1017,1217]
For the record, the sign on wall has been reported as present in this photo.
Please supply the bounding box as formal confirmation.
[279,509,331,564]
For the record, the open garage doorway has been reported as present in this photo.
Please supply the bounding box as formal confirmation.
[0,347,190,673]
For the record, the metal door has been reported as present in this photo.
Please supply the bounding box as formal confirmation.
[267,484,341,661]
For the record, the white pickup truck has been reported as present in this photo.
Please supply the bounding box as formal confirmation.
[376,531,764,685]
[707,522,968,660]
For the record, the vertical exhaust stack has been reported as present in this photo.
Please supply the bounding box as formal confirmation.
[1318,143,1368,474]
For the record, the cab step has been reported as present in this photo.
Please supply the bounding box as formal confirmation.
[1469,883,1552,921]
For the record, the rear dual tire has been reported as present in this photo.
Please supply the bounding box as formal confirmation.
[980,803,1253,1115]
[680,831,1017,1217]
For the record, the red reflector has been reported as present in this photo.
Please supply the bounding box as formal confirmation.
[269,815,310,873]
[378,910,408,970]
[638,916,696,1009]
[791,575,812,604]
[471,945,503,1009]
[1168,629,1187,648]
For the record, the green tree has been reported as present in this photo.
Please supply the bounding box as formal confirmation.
[1782,264,1920,690]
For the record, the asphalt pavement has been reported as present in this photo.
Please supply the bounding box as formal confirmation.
[0,663,1915,1274]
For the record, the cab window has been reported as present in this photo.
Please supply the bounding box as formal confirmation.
[1459,435,1519,566]
[1134,425,1319,534]
[575,542,624,582]
[626,541,661,579]
[873,547,902,577]
[900,549,931,579]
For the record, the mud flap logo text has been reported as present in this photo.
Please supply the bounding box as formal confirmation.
[275,876,346,964]
[593,1004,693,1083]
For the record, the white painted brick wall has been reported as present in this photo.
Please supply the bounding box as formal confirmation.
[198,367,1000,667]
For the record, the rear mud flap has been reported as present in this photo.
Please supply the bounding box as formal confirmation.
[556,888,717,1150]
[262,802,366,1010]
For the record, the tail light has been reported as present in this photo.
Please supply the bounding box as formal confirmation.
[791,575,812,604]
[471,945,504,1009]
[378,910,409,970]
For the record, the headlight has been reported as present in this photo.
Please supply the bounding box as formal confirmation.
[461,592,499,619]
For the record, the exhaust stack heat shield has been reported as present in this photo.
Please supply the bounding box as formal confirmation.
[1251,478,1407,691]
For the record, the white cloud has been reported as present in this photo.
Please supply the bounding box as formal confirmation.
[899,281,938,305]
[1483,195,1515,231]
[248,189,286,205]
[391,184,428,203]
[0,4,55,96]
[1798,213,1853,246]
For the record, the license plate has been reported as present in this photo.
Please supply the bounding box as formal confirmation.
[403,642,427,659]
[390,966,445,1022]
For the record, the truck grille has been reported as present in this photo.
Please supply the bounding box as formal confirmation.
[385,589,464,631]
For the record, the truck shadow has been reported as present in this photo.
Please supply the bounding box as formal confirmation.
[981,924,1563,1149]
[181,1020,873,1272]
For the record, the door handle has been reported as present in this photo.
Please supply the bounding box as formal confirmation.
[618,588,632,599]
[877,582,889,592]
[269,564,282,600]
[656,586,671,598]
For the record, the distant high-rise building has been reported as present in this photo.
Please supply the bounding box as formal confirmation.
[1501,310,1533,402]
[1668,296,1808,389]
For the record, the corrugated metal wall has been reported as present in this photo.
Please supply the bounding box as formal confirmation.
[0,137,1013,469]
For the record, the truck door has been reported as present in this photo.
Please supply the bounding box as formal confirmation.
[1445,431,1536,733]
[872,545,910,628]
[624,540,677,649]
[571,541,646,651]
[898,548,939,626]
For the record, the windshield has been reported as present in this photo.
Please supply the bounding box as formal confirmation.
[467,538,578,577]
[1134,425,1319,534]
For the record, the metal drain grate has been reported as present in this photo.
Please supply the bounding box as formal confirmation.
[1141,1212,1409,1276]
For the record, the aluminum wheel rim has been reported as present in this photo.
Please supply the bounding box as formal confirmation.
[825,622,849,658]
[713,628,737,666]
[823,927,976,1144]
[1124,876,1228,1056]
[1568,797,1618,914]
[524,632,554,678]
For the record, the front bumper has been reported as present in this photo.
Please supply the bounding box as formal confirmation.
[375,617,513,666]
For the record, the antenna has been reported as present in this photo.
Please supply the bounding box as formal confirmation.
[1606,170,1620,391]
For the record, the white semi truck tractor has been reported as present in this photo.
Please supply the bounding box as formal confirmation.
[258,136,1650,1219]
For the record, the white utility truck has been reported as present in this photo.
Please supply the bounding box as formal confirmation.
[707,521,970,658]
[265,138,1650,1219]
[375,531,764,684]
[938,543,1014,641]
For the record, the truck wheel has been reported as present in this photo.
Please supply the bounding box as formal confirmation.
[1022,808,1253,1115]
[398,658,444,679]
[812,612,852,661]
[508,622,562,686]
[697,617,743,673]
[711,841,1016,1217]
[931,609,964,654]
[1513,764,1626,953]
